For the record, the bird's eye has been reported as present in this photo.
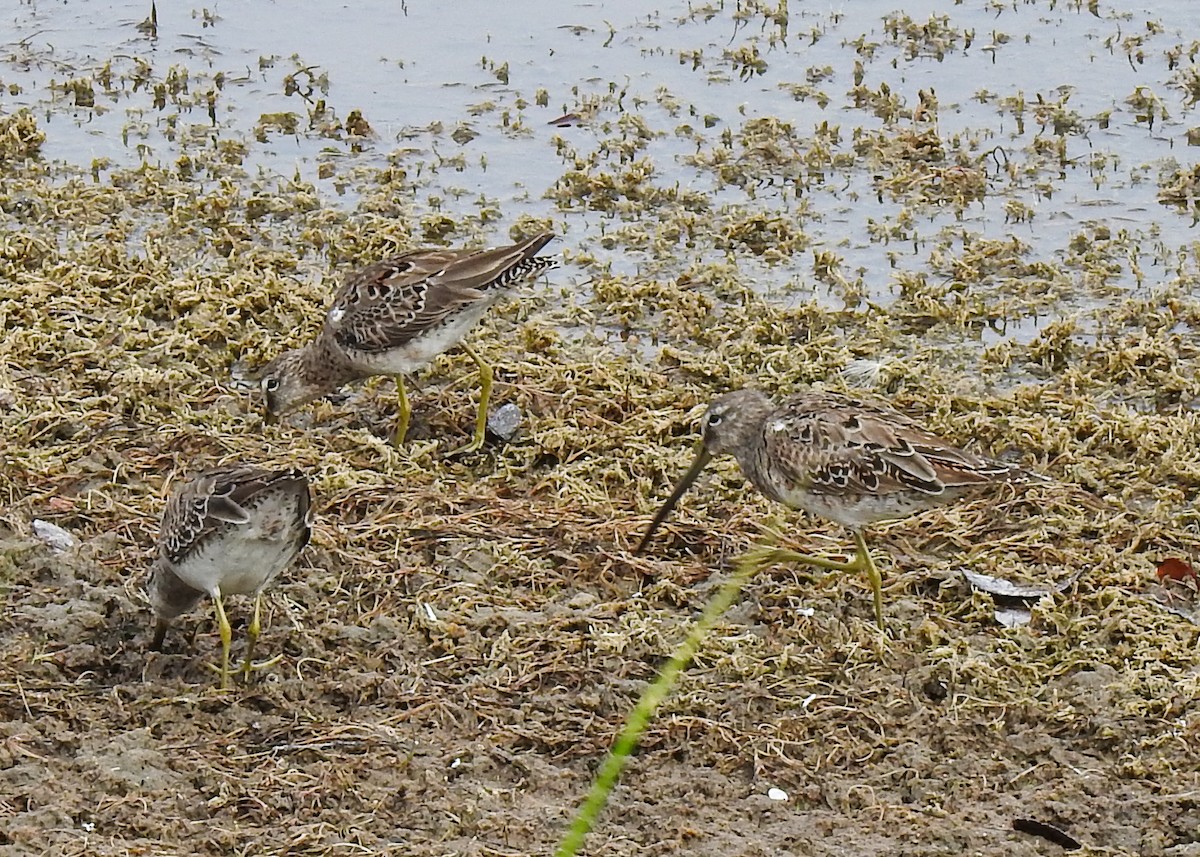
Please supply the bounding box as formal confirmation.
[263,378,281,392]
[707,413,723,427]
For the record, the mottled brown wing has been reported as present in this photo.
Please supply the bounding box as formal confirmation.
[328,232,556,354]
[159,466,311,564]
[765,392,1013,497]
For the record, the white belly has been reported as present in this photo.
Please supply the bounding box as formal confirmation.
[785,489,943,529]
[170,502,306,597]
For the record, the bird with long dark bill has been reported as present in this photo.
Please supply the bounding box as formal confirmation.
[637,388,1040,627]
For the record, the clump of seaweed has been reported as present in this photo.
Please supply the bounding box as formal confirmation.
[0,109,44,161]
[1158,162,1200,219]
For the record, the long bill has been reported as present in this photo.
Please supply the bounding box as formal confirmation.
[634,441,713,555]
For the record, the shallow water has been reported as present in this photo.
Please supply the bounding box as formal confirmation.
[4,0,1199,337]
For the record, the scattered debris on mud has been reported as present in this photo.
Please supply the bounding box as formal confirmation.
[3,2,1200,855]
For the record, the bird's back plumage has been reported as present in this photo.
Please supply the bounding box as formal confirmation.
[709,389,1032,528]
[148,465,312,620]
[327,231,558,357]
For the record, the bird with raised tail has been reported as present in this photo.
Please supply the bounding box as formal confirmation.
[257,231,557,453]
[147,465,312,688]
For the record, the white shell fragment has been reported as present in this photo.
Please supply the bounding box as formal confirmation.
[995,606,1033,629]
[961,569,1052,599]
[960,569,1082,628]
[32,519,78,553]
[767,787,789,801]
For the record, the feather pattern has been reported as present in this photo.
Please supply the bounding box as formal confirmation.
[329,235,556,354]
[258,231,557,416]
[147,465,312,621]
[159,466,310,565]
[702,389,1034,527]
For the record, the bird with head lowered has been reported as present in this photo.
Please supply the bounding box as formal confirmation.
[637,388,1041,628]
[257,231,557,453]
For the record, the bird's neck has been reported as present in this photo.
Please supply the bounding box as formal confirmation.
[301,333,364,386]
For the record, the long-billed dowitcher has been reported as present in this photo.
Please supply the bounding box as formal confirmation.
[257,231,557,453]
[147,465,312,688]
[636,388,1039,627]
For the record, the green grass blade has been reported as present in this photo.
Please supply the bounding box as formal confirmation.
[554,551,763,857]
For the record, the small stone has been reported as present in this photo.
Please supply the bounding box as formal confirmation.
[32,520,78,553]
[487,402,522,442]
[568,591,596,609]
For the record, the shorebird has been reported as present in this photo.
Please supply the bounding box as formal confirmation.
[257,231,557,453]
[146,465,312,688]
[636,388,1039,627]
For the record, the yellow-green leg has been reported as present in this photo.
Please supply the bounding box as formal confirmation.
[393,375,412,447]
[740,544,858,575]
[212,592,233,690]
[448,341,493,455]
[851,530,885,630]
[240,591,282,680]
[744,531,887,629]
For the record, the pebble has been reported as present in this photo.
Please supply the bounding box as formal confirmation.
[32,519,78,553]
[487,402,522,442]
